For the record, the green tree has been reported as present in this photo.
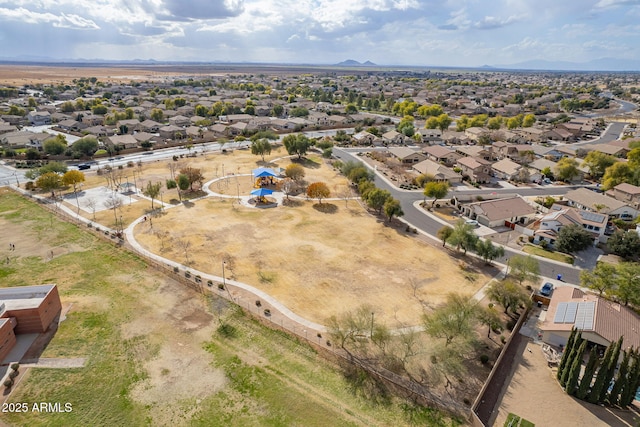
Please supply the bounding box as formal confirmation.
[477,304,502,338]
[62,169,85,212]
[583,151,617,179]
[613,262,640,306]
[271,104,284,117]
[602,162,633,190]
[620,351,640,407]
[557,327,578,381]
[487,116,503,130]
[435,113,452,132]
[522,114,536,127]
[71,136,99,157]
[92,104,108,115]
[598,336,624,403]
[43,135,68,155]
[555,224,593,254]
[150,108,164,122]
[284,163,305,181]
[143,181,162,210]
[397,115,415,137]
[576,347,599,400]
[177,174,190,192]
[508,255,540,285]
[554,157,580,182]
[383,197,403,222]
[580,263,616,296]
[250,139,272,162]
[283,134,313,159]
[565,339,587,395]
[449,219,478,254]
[475,239,505,264]
[437,226,454,248]
[609,348,632,405]
[36,172,62,198]
[423,181,450,209]
[179,167,204,192]
[423,293,478,346]
[607,230,640,260]
[486,280,529,315]
[365,188,391,215]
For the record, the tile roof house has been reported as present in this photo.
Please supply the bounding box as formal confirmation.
[608,183,640,209]
[382,130,405,145]
[422,145,461,166]
[461,195,537,227]
[491,158,522,180]
[539,286,640,350]
[107,134,139,149]
[412,159,462,184]
[534,205,608,245]
[564,188,639,220]
[456,156,492,184]
[388,147,426,164]
[27,110,51,126]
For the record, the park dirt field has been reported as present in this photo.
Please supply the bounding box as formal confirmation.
[122,148,489,327]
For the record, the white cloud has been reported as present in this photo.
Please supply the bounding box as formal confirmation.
[0,7,99,29]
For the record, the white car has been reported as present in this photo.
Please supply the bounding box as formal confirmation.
[465,219,479,227]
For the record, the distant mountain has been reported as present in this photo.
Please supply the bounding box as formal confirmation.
[336,59,377,67]
[494,57,640,72]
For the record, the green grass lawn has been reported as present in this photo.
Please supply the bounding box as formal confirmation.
[504,412,535,427]
[523,244,574,264]
[0,191,461,427]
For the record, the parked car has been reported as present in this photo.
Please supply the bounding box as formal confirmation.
[540,282,554,297]
[77,164,90,170]
[465,219,479,227]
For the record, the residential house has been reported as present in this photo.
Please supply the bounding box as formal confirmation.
[416,128,443,144]
[116,119,140,133]
[461,196,537,227]
[159,125,186,141]
[0,122,17,135]
[388,147,426,164]
[382,130,405,145]
[534,206,608,245]
[80,114,104,126]
[107,134,139,149]
[132,132,156,145]
[422,145,461,166]
[352,131,376,145]
[455,146,494,161]
[412,159,462,184]
[580,143,629,158]
[456,156,492,183]
[608,183,640,210]
[491,158,523,181]
[169,115,190,127]
[539,286,640,349]
[27,110,51,126]
[57,119,87,132]
[139,120,162,133]
[564,188,639,220]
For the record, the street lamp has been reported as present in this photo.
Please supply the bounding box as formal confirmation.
[222,261,226,289]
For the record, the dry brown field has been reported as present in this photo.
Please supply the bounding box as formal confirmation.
[83,148,494,327]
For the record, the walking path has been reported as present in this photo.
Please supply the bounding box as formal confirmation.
[20,358,86,368]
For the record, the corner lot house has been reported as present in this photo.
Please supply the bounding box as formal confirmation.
[388,147,426,164]
[461,196,537,227]
[539,286,640,350]
[412,159,462,184]
[608,183,640,210]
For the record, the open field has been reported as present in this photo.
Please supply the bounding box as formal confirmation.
[118,148,490,326]
[0,189,460,426]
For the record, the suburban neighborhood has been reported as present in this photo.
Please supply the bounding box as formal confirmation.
[1,65,640,426]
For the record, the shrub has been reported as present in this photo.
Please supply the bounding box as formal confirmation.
[173,266,179,273]
[255,300,262,307]
[528,235,534,243]
[207,280,213,287]
[500,335,506,344]
[10,363,18,371]
[218,283,225,290]
[4,379,13,388]
[480,354,489,364]
[9,370,18,379]
[263,308,271,316]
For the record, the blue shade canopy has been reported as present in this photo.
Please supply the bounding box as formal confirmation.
[252,167,277,178]
[250,188,274,197]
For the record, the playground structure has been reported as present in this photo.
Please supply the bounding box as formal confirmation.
[252,167,279,188]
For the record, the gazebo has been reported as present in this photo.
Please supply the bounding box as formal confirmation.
[250,188,274,204]
[252,167,278,188]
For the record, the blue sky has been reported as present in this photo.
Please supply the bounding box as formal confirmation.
[0,0,638,68]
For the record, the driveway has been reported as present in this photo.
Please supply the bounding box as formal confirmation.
[572,246,604,270]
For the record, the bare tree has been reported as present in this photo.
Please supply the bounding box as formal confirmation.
[103,193,123,228]
[85,197,97,220]
[177,239,192,265]
[280,178,297,200]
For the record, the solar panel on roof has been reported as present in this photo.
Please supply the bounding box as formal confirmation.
[580,211,606,223]
[574,301,596,330]
[564,302,578,323]
[554,302,568,323]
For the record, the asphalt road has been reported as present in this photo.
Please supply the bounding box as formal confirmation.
[332,148,583,284]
